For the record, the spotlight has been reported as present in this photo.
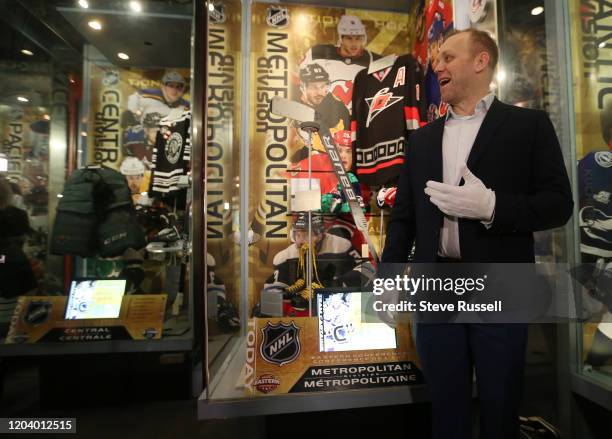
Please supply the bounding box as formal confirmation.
[129,1,142,13]
[88,20,102,30]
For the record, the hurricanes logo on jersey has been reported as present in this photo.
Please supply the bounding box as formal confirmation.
[365,88,403,127]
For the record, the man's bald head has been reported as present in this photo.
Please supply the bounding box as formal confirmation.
[444,28,499,75]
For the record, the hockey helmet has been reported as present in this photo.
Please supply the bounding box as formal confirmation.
[293,212,325,234]
[162,70,186,85]
[333,130,352,148]
[299,63,330,84]
[337,15,367,45]
[337,15,366,37]
[120,156,145,176]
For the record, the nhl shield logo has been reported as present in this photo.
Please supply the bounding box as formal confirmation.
[260,321,301,366]
[266,6,289,28]
[209,2,226,24]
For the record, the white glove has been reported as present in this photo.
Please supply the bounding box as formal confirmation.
[424,165,495,221]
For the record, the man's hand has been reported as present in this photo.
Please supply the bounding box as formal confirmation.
[424,165,496,221]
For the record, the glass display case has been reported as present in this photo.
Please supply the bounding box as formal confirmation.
[200,0,431,417]
[565,0,612,418]
[197,0,590,420]
[0,0,199,358]
[0,0,608,431]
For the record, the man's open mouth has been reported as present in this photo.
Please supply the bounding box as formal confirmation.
[439,78,451,87]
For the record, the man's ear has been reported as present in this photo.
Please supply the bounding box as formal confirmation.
[474,51,490,74]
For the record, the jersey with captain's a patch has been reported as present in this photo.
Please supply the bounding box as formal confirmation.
[150,111,191,197]
[300,44,381,111]
[351,54,427,186]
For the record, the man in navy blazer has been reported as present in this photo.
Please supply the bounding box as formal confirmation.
[381,29,573,438]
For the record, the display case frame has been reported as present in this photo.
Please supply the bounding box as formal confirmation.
[0,2,202,383]
[198,0,434,417]
[196,0,612,424]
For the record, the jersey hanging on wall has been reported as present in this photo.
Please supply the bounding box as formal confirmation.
[350,54,427,186]
[413,0,453,122]
[150,110,191,197]
[578,151,612,258]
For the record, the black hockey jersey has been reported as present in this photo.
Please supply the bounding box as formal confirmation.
[266,234,361,287]
[351,54,427,186]
[150,110,191,197]
[301,44,381,110]
[314,92,351,133]
[292,92,351,162]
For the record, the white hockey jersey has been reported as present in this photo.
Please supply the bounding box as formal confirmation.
[127,88,189,124]
[300,44,381,112]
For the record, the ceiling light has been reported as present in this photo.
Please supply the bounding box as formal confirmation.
[129,1,142,13]
[531,6,544,16]
[88,20,102,30]
[78,0,89,8]
[117,52,130,60]
[21,49,34,56]
[208,3,214,12]
[17,96,29,103]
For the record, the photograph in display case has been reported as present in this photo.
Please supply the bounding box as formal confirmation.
[570,0,612,374]
[64,279,126,320]
[247,2,430,320]
[317,290,397,352]
[70,59,195,329]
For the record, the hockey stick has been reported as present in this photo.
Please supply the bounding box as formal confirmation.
[270,97,380,263]
[318,121,379,263]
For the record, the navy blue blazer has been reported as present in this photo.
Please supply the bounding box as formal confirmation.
[381,98,574,263]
